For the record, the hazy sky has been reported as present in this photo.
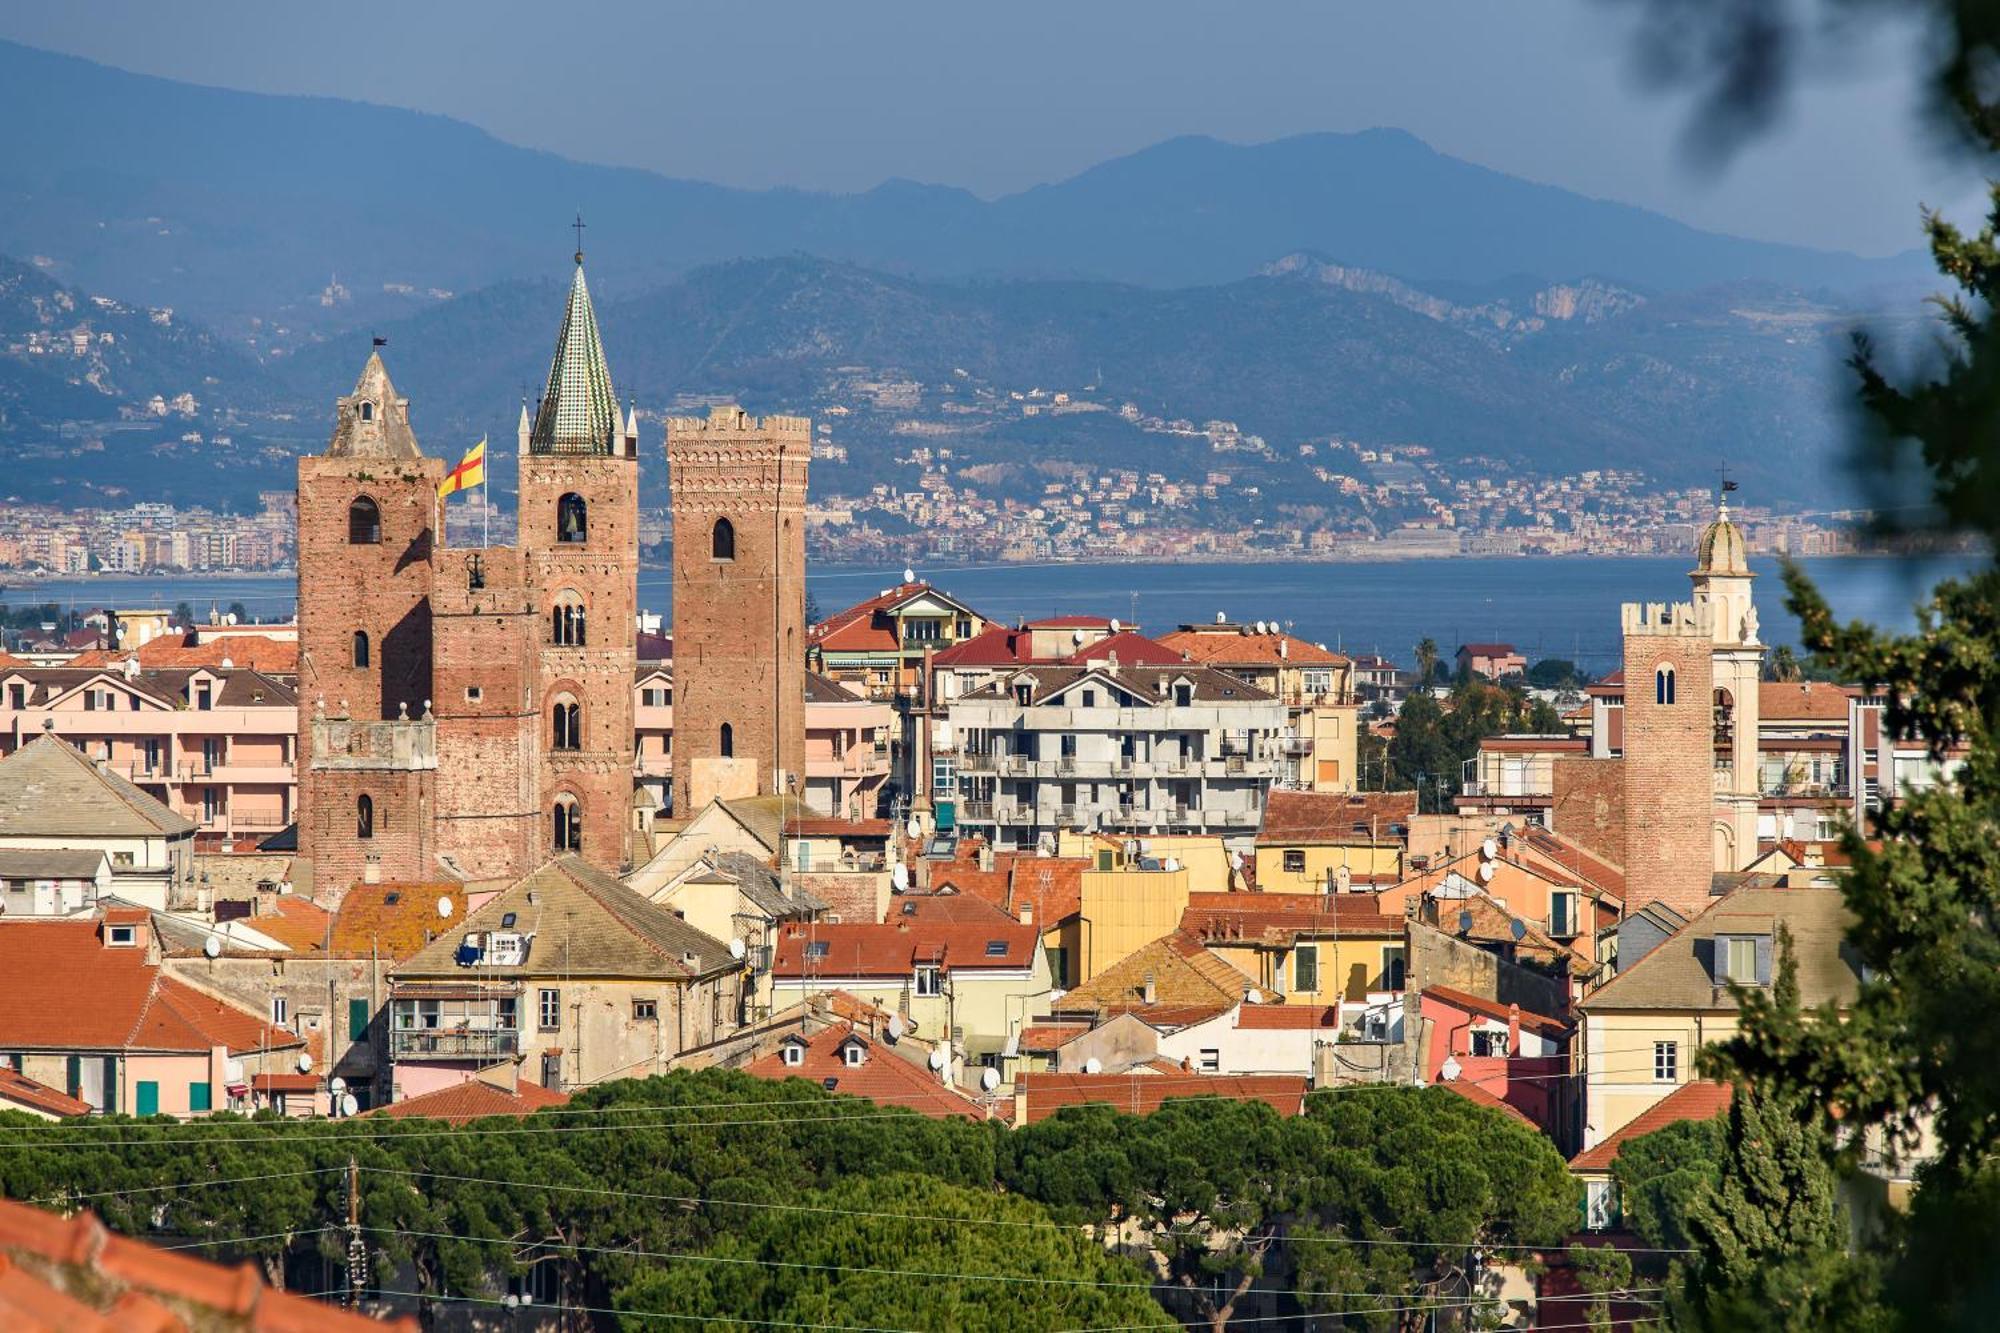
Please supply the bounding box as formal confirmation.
[0,0,1979,256]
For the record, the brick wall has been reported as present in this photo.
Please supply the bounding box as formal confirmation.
[1620,615,1716,914]
[306,763,435,899]
[667,408,810,811]
[1550,756,1626,871]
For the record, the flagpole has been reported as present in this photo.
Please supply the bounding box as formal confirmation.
[482,474,489,549]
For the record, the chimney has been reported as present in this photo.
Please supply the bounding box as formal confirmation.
[1508,1003,1521,1055]
[1142,971,1156,1006]
[978,842,995,872]
[1018,902,1034,927]
[362,856,382,885]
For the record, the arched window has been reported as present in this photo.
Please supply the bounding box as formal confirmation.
[359,401,374,422]
[552,795,582,853]
[552,695,581,750]
[550,591,587,647]
[1655,665,1676,707]
[557,493,588,544]
[348,496,381,544]
[711,517,735,561]
[356,794,374,840]
[719,722,734,758]
[353,631,370,668]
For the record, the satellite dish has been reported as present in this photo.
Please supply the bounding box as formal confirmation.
[891,863,910,892]
[927,1047,947,1071]
[906,816,921,840]
[903,567,916,584]
[225,1059,245,1083]
[980,1066,1001,1092]
[728,937,747,960]
[1457,910,1475,935]
[1215,611,1227,624]
[1110,618,1121,633]
[1510,919,1528,941]
[296,1052,314,1073]
[330,1076,346,1093]
[1477,861,1496,883]
[1480,838,1498,861]
[1073,628,1086,645]
[1083,1057,1103,1075]
[202,935,221,959]
[437,895,454,919]
[340,1093,359,1117]
[225,613,237,626]
[887,1014,906,1040]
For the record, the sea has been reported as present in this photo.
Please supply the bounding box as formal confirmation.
[2,554,1974,676]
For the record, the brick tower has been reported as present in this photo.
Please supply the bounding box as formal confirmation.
[1619,600,1718,915]
[666,406,811,811]
[295,353,443,881]
[519,252,640,874]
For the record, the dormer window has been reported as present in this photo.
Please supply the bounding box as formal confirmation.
[1174,682,1193,707]
[106,924,137,947]
[781,1042,805,1067]
[842,1041,866,1067]
[1716,933,1770,986]
[1014,682,1033,707]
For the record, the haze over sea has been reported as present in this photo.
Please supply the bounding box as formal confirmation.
[7,555,1971,676]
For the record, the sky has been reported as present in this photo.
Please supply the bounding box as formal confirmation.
[0,0,1981,257]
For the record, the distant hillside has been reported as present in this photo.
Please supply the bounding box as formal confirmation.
[0,40,1927,338]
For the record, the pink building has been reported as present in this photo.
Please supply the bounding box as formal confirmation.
[1455,642,1527,680]
[0,662,298,838]
[1420,985,1570,1139]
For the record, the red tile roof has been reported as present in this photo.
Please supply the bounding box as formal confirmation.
[1257,788,1417,844]
[0,921,301,1056]
[0,1196,414,1331]
[1422,984,1570,1039]
[811,582,967,654]
[1016,1072,1308,1122]
[1570,1080,1733,1172]
[771,918,1041,979]
[745,1023,988,1120]
[1018,1020,1094,1050]
[929,627,1035,668]
[784,816,893,839]
[1180,891,1404,945]
[1459,643,1518,657]
[1441,1077,1538,1128]
[1233,1003,1341,1030]
[917,838,1088,926]
[1157,628,1349,667]
[0,1067,89,1117]
[891,893,1019,924]
[328,882,466,963]
[1758,681,1854,722]
[369,1077,569,1126]
[243,896,332,953]
[1061,631,1185,667]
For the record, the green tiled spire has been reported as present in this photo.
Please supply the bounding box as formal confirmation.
[529,253,620,455]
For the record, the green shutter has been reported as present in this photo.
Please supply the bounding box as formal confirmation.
[65,1054,80,1097]
[349,998,370,1042]
[135,1081,159,1117]
[188,1082,211,1113]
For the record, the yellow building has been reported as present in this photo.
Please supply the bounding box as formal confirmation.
[1076,860,1192,981]
[1179,892,1407,1003]
[1253,789,1417,893]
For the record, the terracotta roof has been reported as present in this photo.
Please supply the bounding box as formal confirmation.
[930,627,1036,668]
[369,1077,569,1126]
[397,856,737,981]
[1422,984,1569,1038]
[0,920,300,1055]
[1513,827,1627,899]
[961,662,1275,706]
[1053,930,1253,1024]
[1018,1020,1094,1051]
[0,1196,414,1332]
[0,1067,89,1117]
[1570,1080,1733,1172]
[1438,890,1567,964]
[0,733,196,838]
[243,897,331,954]
[1061,631,1185,667]
[1257,788,1416,845]
[1581,887,1858,1013]
[1180,891,1404,946]
[249,1073,320,1094]
[771,917,1040,979]
[891,893,1019,925]
[783,816,892,839]
[1758,681,1854,722]
[1017,1072,1307,1122]
[1157,628,1349,668]
[1234,1003,1341,1030]
[329,882,466,963]
[1458,643,1518,657]
[811,582,977,655]
[745,1023,988,1120]
[1441,1077,1537,1127]
[1478,736,1586,753]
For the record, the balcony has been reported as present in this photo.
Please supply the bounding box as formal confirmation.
[1220,735,1254,757]
[1279,736,1316,757]
[390,1027,521,1060]
[960,752,996,775]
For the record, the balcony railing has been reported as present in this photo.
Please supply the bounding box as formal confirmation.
[1279,736,1315,756]
[390,1028,521,1060]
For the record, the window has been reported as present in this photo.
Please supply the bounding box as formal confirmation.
[83,690,96,712]
[711,516,735,560]
[348,998,370,1042]
[1014,683,1033,706]
[1197,1048,1221,1073]
[1282,849,1306,874]
[551,591,586,646]
[557,493,588,543]
[984,939,1008,957]
[135,1081,159,1117]
[914,964,942,997]
[632,999,658,1021]
[356,794,374,840]
[1292,944,1319,993]
[1550,891,1578,937]
[106,924,137,947]
[782,1043,805,1067]
[932,756,956,797]
[843,1042,866,1067]
[1654,665,1676,706]
[1080,688,1096,707]
[552,697,581,750]
[271,996,289,1027]
[1174,683,1193,707]
[464,685,482,703]
[552,795,581,852]
[189,1081,212,1113]
[538,988,561,1031]
[348,496,381,544]
[805,940,831,960]
[1471,1028,1510,1058]
[1381,945,1407,991]
[353,631,370,668]
[7,684,23,709]
[1046,945,1071,989]
[1585,1178,1617,1231]
[359,401,374,422]
[1654,1040,1679,1082]
[1722,935,1762,985]
[719,722,734,758]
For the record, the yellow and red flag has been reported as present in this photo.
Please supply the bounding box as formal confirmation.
[438,436,486,498]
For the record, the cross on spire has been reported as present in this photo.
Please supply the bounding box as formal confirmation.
[572,213,587,265]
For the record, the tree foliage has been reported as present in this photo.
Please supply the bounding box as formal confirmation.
[1388,676,1570,811]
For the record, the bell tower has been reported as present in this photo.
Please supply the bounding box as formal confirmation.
[1692,496,1763,871]
[519,249,639,874]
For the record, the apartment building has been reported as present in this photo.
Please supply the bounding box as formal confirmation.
[1157,622,1358,793]
[950,663,1287,849]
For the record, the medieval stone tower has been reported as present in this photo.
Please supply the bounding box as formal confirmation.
[1690,499,1764,872]
[295,353,444,890]
[519,252,640,874]
[666,406,811,811]
[1619,599,1718,915]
